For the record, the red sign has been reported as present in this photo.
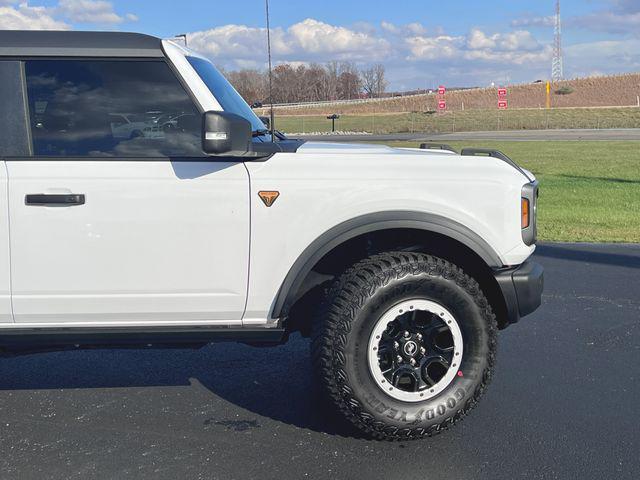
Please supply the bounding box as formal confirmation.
[438,85,446,95]
[498,100,508,110]
[497,88,507,98]
[438,100,446,110]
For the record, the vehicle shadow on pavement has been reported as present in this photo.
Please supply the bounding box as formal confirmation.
[536,243,640,269]
[193,338,367,438]
[0,335,365,438]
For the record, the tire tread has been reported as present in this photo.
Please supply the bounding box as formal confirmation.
[311,251,498,441]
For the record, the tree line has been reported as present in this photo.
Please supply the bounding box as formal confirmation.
[221,62,388,105]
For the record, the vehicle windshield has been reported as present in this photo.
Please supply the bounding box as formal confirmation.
[186,56,266,133]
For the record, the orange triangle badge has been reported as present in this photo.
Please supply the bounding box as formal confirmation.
[258,191,280,207]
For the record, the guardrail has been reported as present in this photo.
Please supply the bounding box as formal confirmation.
[265,92,435,109]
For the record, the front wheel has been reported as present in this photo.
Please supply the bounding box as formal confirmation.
[311,252,497,440]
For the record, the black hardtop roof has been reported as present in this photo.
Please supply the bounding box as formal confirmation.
[0,30,165,58]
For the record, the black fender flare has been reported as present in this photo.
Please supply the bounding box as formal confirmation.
[271,211,503,319]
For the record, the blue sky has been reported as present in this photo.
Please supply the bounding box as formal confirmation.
[1,0,639,89]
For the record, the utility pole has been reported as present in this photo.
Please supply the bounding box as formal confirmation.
[552,0,564,83]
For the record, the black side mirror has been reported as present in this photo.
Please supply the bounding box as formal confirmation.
[202,111,252,156]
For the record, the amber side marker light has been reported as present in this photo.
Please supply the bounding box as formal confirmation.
[521,197,530,228]
[258,191,280,207]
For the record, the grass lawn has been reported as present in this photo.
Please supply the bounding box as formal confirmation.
[379,141,640,243]
[273,108,640,134]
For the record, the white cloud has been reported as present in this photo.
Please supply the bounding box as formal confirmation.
[467,29,496,49]
[289,19,390,58]
[381,20,426,36]
[513,1,640,35]
[0,3,628,91]
[406,28,544,65]
[512,1,640,36]
[380,21,398,34]
[405,35,463,60]
[350,21,377,35]
[188,24,276,61]
[463,45,552,66]
[406,23,427,35]
[467,29,539,52]
[0,3,70,30]
[186,19,559,87]
[498,31,540,51]
[557,0,640,36]
[56,0,136,25]
[188,18,391,68]
[0,0,136,29]
[511,16,555,28]
[565,39,640,75]
[397,26,554,87]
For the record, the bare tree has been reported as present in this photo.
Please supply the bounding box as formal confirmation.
[272,64,297,103]
[338,62,362,100]
[361,67,375,98]
[226,69,267,105]
[373,64,388,98]
[361,64,388,98]
[222,61,371,104]
[304,63,329,101]
[324,61,340,100]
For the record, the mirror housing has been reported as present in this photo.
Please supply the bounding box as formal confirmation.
[202,111,252,156]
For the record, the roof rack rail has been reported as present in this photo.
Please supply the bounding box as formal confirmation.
[460,148,532,181]
[419,143,457,153]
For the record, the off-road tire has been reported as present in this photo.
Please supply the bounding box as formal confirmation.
[311,251,497,440]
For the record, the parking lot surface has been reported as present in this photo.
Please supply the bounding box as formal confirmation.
[0,243,638,479]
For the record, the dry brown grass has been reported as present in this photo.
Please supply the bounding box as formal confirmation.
[265,73,640,116]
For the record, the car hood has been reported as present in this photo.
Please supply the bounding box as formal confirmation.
[296,141,457,157]
[295,141,534,181]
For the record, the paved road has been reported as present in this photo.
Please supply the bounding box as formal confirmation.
[300,128,640,143]
[0,243,638,479]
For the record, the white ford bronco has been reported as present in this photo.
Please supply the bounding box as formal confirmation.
[0,31,543,440]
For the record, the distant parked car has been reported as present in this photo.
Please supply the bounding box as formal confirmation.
[109,112,168,139]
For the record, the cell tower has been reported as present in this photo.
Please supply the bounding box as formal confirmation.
[552,0,564,82]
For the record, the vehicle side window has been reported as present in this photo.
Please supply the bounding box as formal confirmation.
[24,60,204,157]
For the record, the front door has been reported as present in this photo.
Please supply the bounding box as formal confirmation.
[7,59,249,326]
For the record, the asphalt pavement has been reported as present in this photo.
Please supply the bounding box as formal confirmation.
[0,243,638,479]
[299,128,640,142]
